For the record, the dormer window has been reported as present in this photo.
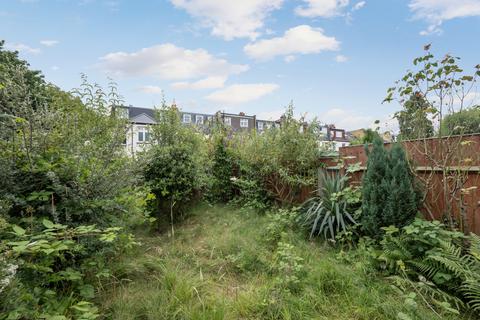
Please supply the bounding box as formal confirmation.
[196,115,204,125]
[257,121,264,130]
[224,117,231,126]
[240,118,248,128]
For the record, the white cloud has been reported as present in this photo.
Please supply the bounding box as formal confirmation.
[99,43,249,81]
[257,109,285,121]
[138,85,163,94]
[5,43,41,54]
[409,0,480,35]
[321,108,375,130]
[170,0,283,40]
[284,55,296,63]
[244,25,339,61]
[295,0,349,18]
[352,1,366,11]
[335,54,348,62]
[51,65,60,71]
[172,76,226,90]
[40,40,59,47]
[205,83,279,104]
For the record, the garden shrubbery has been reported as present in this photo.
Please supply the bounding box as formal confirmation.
[0,43,146,318]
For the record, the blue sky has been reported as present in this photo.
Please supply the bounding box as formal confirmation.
[1,0,480,130]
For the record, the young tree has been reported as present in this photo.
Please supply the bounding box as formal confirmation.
[361,139,420,237]
[384,45,480,231]
[143,103,207,232]
[396,92,434,140]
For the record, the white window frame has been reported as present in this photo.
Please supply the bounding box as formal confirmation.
[257,121,263,130]
[224,117,231,126]
[240,118,249,128]
[196,115,204,125]
[137,126,148,142]
[182,114,191,123]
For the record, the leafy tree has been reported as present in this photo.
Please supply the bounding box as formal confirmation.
[350,128,382,145]
[395,93,434,140]
[144,104,207,232]
[209,132,235,202]
[384,45,480,230]
[361,138,421,238]
[440,106,480,135]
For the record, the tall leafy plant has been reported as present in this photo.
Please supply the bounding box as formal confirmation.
[361,138,421,238]
[297,173,361,241]
[144,104,207,232]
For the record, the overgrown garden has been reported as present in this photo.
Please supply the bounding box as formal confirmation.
[1,41,480,319]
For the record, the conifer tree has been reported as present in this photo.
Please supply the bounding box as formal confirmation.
[361,138,420,237]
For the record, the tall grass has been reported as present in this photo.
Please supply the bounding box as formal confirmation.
[98,205,465,319]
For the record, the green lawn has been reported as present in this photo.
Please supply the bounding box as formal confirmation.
[99,205,462,319]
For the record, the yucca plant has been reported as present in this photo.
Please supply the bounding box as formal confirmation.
[297,172,360,241]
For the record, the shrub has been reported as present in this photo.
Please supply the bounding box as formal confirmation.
[361,139,421,238]
[208,132,235,203]
[297,173,361,242]
[144,144,198,229]
[143,104,207,230]
[0,220,132,319]
[376,219,480,314]
[232,103,322,205]
[440,107,480,135]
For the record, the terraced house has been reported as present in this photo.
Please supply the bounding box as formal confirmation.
[120,105,278,155]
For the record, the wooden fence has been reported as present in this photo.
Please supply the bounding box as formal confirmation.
[319,134,480,234]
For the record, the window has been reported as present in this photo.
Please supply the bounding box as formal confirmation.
[240,118,249,128]
[257,121,263,130]
[182,114,191,123]
[224,117,231,126]
[196,115,204,125]
[137,126,150,142]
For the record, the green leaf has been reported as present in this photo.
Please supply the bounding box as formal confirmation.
[42,219,55,229]
[12,225,26,236]
[79,284,95,299]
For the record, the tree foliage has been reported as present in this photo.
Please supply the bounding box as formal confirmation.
[143,104,207,229]
[440,106,480,135]
[350,128,382,145]
[395,93,434,140]
[232,103,323,204]
[0,42,142,319]
[361,138,421,238]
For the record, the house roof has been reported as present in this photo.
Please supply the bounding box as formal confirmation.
[128,106,156,119]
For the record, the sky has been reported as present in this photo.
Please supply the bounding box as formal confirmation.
[1,0,480,131]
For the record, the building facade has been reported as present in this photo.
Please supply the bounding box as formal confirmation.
[120,106,279,155]
[120,106,351,155]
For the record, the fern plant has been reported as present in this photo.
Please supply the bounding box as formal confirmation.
[377,219,480,313]
[297,173,360,241]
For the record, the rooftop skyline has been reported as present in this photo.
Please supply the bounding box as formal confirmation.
[2,0,480,131]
